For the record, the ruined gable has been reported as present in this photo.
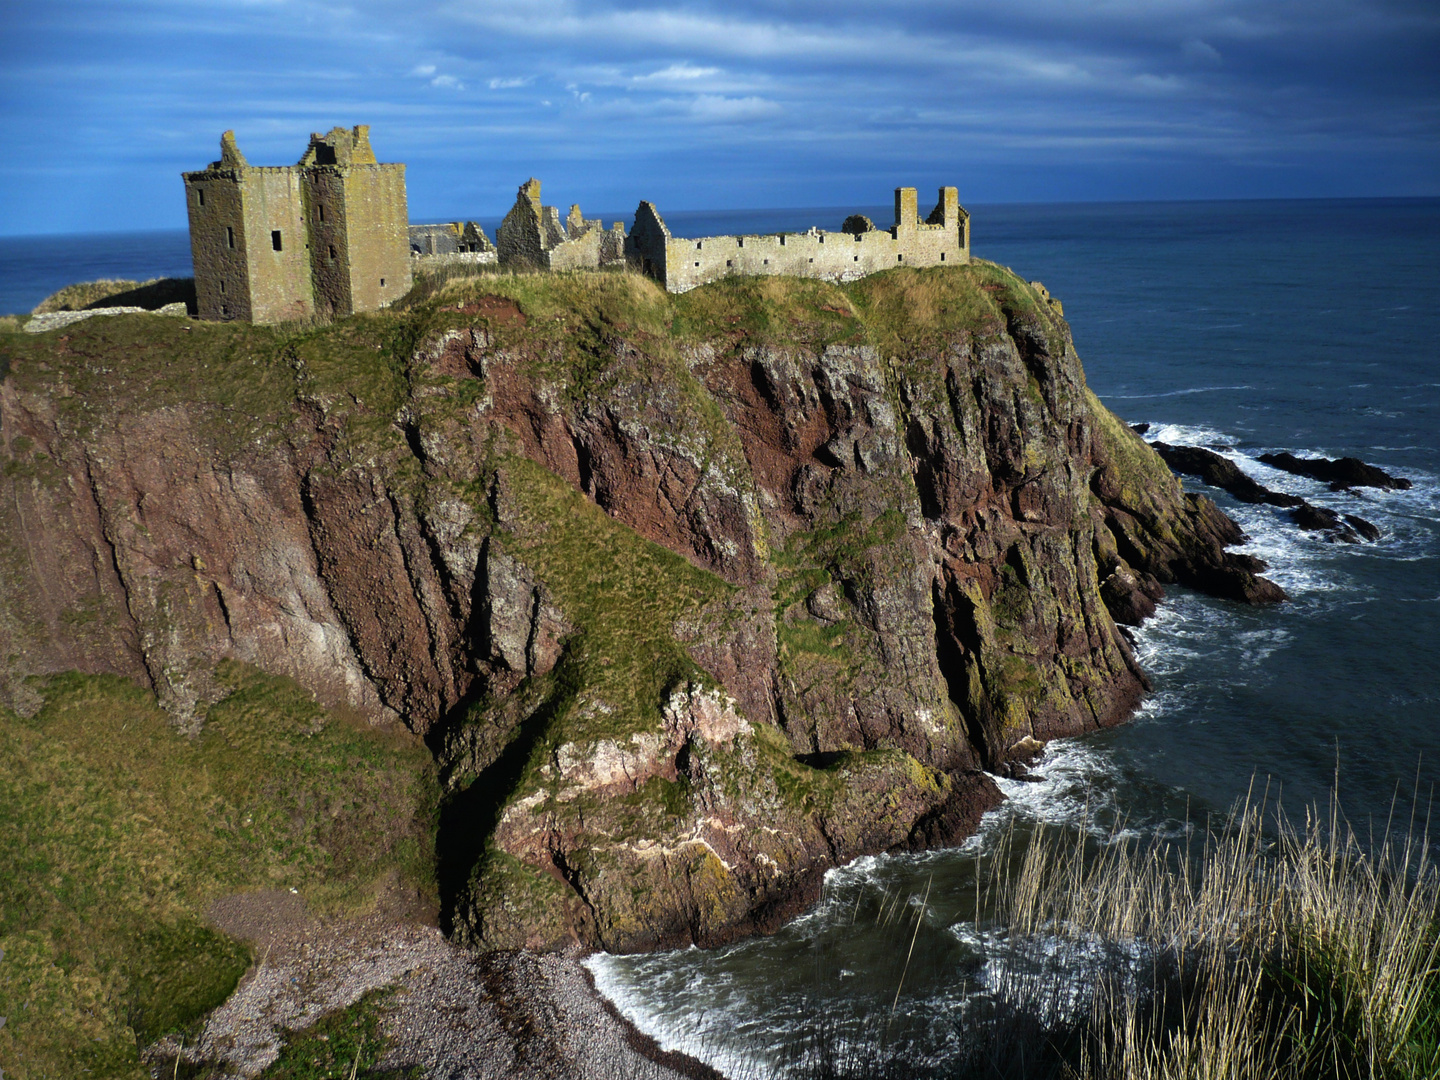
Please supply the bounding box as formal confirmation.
[496,178,628,273]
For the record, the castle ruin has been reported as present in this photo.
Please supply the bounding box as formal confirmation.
[183,126,411,323]
[625,187,969,293]
[185,127,970,320]
[495,179,628,272]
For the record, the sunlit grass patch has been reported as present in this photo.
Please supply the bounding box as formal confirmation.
[0,667,437,1078]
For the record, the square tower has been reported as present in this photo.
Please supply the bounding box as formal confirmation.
[298,126,412,318]
[182,126,412,324]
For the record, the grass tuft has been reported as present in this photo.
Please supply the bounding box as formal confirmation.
[789,786,1440,1079]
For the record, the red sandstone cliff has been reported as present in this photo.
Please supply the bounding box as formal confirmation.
[0,265,1279,951]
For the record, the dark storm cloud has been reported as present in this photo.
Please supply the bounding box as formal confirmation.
[0,0,1435,233]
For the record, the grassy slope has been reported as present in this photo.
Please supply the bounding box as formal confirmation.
[0,666,437,1079]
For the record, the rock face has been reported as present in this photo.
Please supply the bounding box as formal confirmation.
[0,265,1281,954]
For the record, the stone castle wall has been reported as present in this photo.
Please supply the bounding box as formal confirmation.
[628,186,970,294]
[495,180,628,273]
[183,126,412,324]
[185,163,253,322]
[186,131,972,319]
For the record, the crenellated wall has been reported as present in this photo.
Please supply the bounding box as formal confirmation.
[629,186,970,294]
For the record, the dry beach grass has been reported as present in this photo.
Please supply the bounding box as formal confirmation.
[784,785,1440,1080]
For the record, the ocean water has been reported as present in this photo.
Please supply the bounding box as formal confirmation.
[585,200,1440,1077]
[4,199,1438,1075]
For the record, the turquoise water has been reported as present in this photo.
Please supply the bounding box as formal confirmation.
[5,200,1438,1075]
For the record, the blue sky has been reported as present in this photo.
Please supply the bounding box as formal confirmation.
[1,0,1437,235]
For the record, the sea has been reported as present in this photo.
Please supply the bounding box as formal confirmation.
[3,198,1438,1076]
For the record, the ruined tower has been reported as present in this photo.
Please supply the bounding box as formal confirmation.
[182,126,412,323]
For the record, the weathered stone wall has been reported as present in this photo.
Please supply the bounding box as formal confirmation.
[624,201,670,282]
[497,179,548,269]
[639,186,970,294]
[304,168,353,317]
[497,180,627,272]
[237,168,313,323]
[336,162,412,314]
[183,137,252,322]
[547,222,627,271]
[413,251,498,271]
[183,126,411,324]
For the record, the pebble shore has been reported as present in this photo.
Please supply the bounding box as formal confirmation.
[144,885,721,1079]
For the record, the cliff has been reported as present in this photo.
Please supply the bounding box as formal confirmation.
[0,264,1280,954]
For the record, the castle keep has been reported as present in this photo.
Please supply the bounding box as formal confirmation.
[183,126,411,323]
[185,126,969,320]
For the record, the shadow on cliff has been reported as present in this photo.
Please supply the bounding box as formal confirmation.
[430,674,574,938]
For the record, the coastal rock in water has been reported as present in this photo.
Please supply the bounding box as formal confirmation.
[1292,502,1361,542]
[1150,441,1304,508]
[1258,451,1411,491]
[0,267,1284,953]
[1344,513,1381,541]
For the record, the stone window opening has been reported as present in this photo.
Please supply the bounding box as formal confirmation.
[940,253,946,262]
[197,188,205,207]
[737,238,743,247]
[328,245,337,263]
[271,230,282,252]
[819,235,825,243]
[694,262,700,267]
[226,226,235,249]
[726,259,733,267]
[220,304,228,317]
[854,256,859,262]
[696,241,702,250]
[809,257,814,263]
[780,235,786,246]
[763,259,769,265]
[219,280,226,294]
[380,277,385,287]
[318,204,325,223]
[898,253,903,261]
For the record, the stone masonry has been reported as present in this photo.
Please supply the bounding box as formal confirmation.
[625,186,970,293]
[183,127,412,323]
[495,179,627,272]
[185,127,972,317]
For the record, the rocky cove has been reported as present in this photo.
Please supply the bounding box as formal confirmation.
[0,264,1284,1070]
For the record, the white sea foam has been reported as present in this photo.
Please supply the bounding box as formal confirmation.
[1132,423,1440,596]
[586,949,783,1079]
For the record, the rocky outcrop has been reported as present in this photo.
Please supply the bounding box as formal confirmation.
[1258,451,1411,491]
[0,265,1281,954]
[1148,441,1382,545]
[1150,442,1304,508]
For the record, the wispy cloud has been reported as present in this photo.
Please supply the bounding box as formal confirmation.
[0,0,1436,233]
